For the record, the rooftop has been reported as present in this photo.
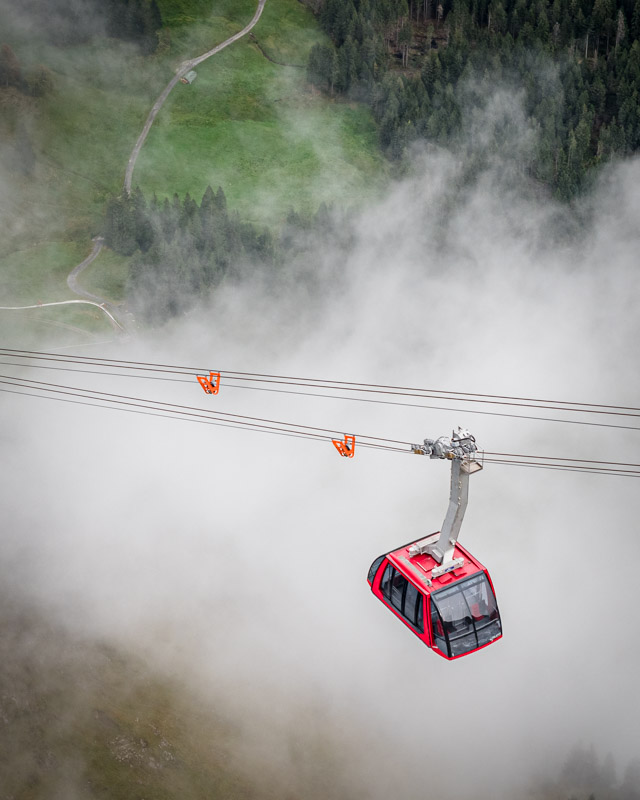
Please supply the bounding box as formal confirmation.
[387,537,485,595]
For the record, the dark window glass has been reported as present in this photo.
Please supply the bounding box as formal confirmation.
[390,569,407,612]
[368,555,385,585]
[403,582,420,629]
[430,573,502,658]
[430,601,447,654]
[380,564,425,633]
[380,563,393,599]
[449,632,478,657]
[414,589,424,632]
[476,619,501,647]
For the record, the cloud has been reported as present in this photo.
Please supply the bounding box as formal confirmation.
[2,71,640,798]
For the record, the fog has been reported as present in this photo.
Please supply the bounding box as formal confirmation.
[2,0,640,795]
[2,143,640,797]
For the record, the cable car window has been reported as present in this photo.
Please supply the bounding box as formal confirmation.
[390,570,407,612]
[368,556,385,585]
[378,565,425,633]
[404,581,424,632]
[417,593,424,631]
[431,602,447,654]
[431,573,502,657]
[380,563,394,599]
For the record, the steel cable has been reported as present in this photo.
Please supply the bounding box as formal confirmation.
[1,373,638,476]
[2,349,640,434]
[0,375,409,452]
[1,348,638,416]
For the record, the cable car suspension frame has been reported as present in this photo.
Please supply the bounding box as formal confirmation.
[410,427,483,578]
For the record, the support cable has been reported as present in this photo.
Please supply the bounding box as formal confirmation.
[1,350,640,434]
[1,348,638,416]
[1,374,639,477]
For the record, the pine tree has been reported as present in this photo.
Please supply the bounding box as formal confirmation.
[632,0,640,40]
[616,8,627,51]
[131,186,155,252]
[104,194,138,256]
[200,185,215,213]
[214,186,227,212]
[619,756,640,800]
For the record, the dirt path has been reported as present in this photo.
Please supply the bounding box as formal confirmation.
[124,0,268,194]
[1,236,126,334]
[66,236,105,302]
[0,298,127,333]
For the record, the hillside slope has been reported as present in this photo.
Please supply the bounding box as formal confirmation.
[0,598,272,800]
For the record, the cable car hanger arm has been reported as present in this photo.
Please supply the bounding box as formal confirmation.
[410,428,483,577]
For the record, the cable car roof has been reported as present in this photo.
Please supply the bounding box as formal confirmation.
[386,539,487,595]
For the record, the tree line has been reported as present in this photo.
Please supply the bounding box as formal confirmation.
[103,186,345,322]
[306,0,640,198]
[104,187,277,321]
[558,745,640,800]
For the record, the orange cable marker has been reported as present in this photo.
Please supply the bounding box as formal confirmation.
[197,371,221,395]
[332,434,355,458]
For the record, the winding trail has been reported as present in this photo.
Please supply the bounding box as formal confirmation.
[1,236,126,334]
[0,299,127,333]
[124,0,268,193]
[66,236,105,302]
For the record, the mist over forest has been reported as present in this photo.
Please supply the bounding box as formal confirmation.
[1,0,640,798]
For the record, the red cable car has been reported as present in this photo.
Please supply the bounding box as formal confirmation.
[367,429,502,660]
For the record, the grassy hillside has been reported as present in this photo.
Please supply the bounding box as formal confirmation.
[137,0,387,224]
[136,32,383,225]
[0,0,387,339]
[0,240,127,344]
[0,599,272,800]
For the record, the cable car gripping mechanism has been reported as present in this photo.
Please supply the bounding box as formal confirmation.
[197,371,221,395]
[332,434,355,457]
[409,428,483,575]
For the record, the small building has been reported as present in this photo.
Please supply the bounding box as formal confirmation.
[180,70,197,85]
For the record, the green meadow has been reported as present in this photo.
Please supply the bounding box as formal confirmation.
[137,0,386,224]
[1,242,91,306]
[0,0,388,337]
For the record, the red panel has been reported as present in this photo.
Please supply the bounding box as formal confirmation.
[386,539,486,596]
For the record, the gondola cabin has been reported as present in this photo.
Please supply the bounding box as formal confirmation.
[368,538,502,660]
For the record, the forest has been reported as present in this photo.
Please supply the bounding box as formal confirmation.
[306,0,640,198]
[104,187,274,321]
[103,186,344,322]
[3,0,639,313]
[97,0,640,319]
[6,0,638,317]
